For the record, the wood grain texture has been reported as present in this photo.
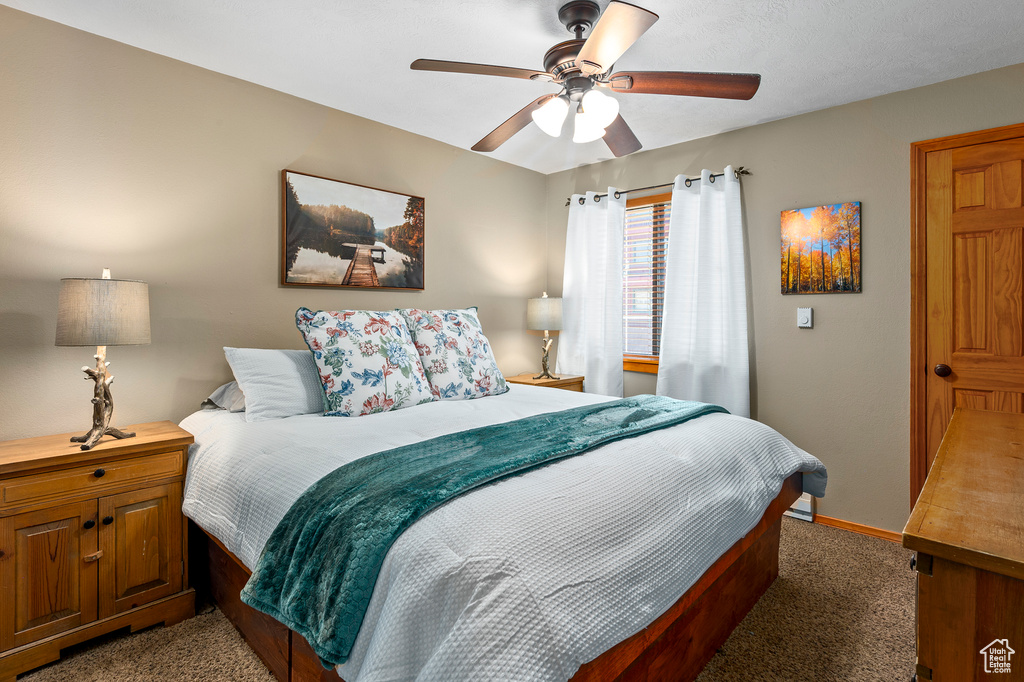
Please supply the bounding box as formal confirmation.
[0,591,194,682]
[0,422,192,477]
[292,633,344,681]
[0,500,97,650]
[903,409,1024,581]
[203,531,291,681]
[911,124,1024,505]
[915,555,1024,681]
[99,483,182,618]
[814,514,902,543]
[0,450,182,511]
[0,424,194,678]
[199,474,801,682]
[504,373,584,391]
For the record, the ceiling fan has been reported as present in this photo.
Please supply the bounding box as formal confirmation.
[411,0,761,158]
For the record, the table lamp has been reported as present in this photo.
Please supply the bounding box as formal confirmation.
[526,292,562,380]
[55,268,151,450]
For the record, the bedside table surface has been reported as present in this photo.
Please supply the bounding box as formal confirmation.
[505,372,585,382]
[0,421,193,476]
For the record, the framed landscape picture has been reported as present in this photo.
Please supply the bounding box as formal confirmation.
[781,201,860,294]
[281,169,424,290]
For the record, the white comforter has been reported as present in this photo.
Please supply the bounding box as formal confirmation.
[181,385,826,682]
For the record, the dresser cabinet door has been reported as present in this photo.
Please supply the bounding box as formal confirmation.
[0,500,99,649]
[97,482,182,618]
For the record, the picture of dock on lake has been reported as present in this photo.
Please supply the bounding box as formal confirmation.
[282,170,424,290]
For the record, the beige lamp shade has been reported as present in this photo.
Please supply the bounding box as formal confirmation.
[527,294,563,332]
[55,277,151,346]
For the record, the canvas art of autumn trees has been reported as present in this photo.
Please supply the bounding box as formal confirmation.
[781,202,861,294]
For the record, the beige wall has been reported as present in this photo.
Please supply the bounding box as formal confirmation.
[5,5,1024,533]
[0,7,548,441]
[545,63,1024,533]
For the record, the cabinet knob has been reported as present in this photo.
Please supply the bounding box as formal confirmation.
[934,364,952,377]
[93,468,106,478]
[102,516,114,526]
[83,520,96,530]
[0,550,5,559]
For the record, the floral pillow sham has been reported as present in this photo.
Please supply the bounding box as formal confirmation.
[295,308,434,417]
[400,307,508,401]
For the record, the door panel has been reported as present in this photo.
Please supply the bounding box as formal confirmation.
[915,125,1024,502]
[0,500,98,649]
[98,483,181,618]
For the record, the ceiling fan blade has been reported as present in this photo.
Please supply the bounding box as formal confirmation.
[607,71,761,100]
[472,95,556,153]
[576,1,659,76]
[411,59,551,82]
[603,115,642,157]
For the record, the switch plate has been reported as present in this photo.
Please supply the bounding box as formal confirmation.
[797,307,813,328]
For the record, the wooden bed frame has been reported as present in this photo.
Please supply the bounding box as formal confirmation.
[192,472,802,682]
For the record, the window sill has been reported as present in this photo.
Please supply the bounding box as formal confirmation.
[623,356,659,374]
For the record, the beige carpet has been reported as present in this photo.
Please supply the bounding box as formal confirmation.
[22,518,913,681]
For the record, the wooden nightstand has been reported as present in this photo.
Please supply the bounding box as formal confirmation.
[0,421,195,681]
[505,373,585,392]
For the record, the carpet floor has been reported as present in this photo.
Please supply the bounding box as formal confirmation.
[21,518,914,681]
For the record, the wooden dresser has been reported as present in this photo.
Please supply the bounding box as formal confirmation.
[903,408,1024,681]
[0,422,195,681]
[505,373,584,392]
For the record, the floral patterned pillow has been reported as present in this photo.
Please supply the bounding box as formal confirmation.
[295,308,434,417]
[400,308,508,401]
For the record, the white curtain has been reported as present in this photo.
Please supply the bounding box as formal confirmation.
[656,167,750,416]
[556,189,625,397]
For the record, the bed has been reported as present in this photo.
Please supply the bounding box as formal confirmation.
[182,383,826,682]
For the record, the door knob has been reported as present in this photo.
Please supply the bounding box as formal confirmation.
[102,516,114,525]
[934,364,952,377]
[83,520,95,530]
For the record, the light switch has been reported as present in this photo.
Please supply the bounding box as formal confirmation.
[797,307,813,329]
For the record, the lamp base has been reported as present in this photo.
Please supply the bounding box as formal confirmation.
[533,336,560,381]
[71,346,136,451]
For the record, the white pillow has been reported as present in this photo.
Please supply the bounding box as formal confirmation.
[223,347,323,421]
[201,381,246,412]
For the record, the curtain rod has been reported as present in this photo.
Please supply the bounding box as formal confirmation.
[564,166,751,206]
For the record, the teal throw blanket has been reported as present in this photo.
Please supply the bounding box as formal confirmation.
[239,394,727,666]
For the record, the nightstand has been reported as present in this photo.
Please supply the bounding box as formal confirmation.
[505,373,585,392]
[0,422,195,681]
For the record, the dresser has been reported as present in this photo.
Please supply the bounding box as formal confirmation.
[903,408,1024,681]
[0,422,195,681]
[505,373,584,392]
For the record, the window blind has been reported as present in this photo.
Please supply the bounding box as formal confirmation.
[623,196,670,358]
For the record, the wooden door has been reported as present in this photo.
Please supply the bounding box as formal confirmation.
[0,500,99,649]
[912,122,1024,503]
[98,482,182,618]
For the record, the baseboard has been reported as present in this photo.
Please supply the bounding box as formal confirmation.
[815,514,902,543]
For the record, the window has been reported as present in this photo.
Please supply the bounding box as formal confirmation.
[623,193,671,373]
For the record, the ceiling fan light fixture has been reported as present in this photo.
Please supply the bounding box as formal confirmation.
[531,96,570,137]
[572,109,607,143]
[580,89,620,129]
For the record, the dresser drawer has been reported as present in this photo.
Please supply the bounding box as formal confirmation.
[0,450,183,509]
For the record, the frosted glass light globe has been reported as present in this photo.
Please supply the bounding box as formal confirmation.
[572,111,607,143]
[580,89,620,130]
[531,96,569,137]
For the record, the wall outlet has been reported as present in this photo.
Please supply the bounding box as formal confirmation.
[797,307,813,328]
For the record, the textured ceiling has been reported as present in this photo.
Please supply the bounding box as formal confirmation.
[6,0,1024,174]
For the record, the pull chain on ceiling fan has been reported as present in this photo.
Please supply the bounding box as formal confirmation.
[411,0,761,158]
